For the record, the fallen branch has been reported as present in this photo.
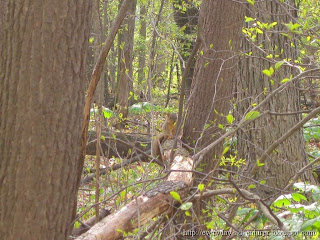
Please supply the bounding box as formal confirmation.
[76,140,193,240]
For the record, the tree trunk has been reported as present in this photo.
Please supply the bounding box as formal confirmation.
[172,0,198,98]
[183,0,244,172]
[92,0,106,105]
[0,0,7,43]
[0,1,91,239]
[116,0,137,119]
[146,0,165,101]
[236,0,315,197]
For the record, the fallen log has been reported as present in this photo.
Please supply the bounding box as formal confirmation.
[80,151,153,185]
[75,139,192,240]
[72,209,111,237]
[86,131,150,158]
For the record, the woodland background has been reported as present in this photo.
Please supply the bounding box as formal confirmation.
[1,0,320,239]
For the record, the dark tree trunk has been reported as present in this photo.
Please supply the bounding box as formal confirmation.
[183,0,244,172]
[0,1,91,239]
[236,0,315,197]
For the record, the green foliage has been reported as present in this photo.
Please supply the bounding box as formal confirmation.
[129,102,158,114]
[226,114,234,124]
[198,184,205,192]
[262,67,274,77]
[272,183,320,233]
[220,155,245,169]
[245,111,260,121]
[170,191,182,203]
[304,117,320,142]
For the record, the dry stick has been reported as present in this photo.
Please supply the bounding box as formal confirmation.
[95,106,102,223]
[78,0,131,184]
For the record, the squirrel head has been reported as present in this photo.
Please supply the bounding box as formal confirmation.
[166,113,177,123]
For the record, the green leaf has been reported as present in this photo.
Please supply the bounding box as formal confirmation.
[180,202,192,211]
[245,111,260,121]
[248,184,256,189]
[275,61,285,70]
[170,191,181,203]
[221,147,229,156]
[245,16,255,22]
[185,211,191,216]
[256,28,263,34]
[198,184,205,192]
[226,114,234,124]
[262,67,274,77]
[102,107,113,119]
[247,0,254,5]
[273,197,291,207]
[256,160,265,167]
[281,78,290,83]
[292,193,307,202]
[101,135,105,141]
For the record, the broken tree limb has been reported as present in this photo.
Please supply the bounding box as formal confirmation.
[75,139,193,240]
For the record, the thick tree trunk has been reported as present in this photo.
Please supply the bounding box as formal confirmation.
[236,0,315,197]
[0,1,91,239]
[183,0,244,172]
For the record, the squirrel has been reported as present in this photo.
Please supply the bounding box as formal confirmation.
[151,113,177,162]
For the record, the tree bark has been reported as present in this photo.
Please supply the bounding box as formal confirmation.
[183,0,244,172]
[236,0,315,197]
[0,0,7,43]
[0,1,91,239]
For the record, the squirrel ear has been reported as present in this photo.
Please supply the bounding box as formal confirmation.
[166,113,170,117]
